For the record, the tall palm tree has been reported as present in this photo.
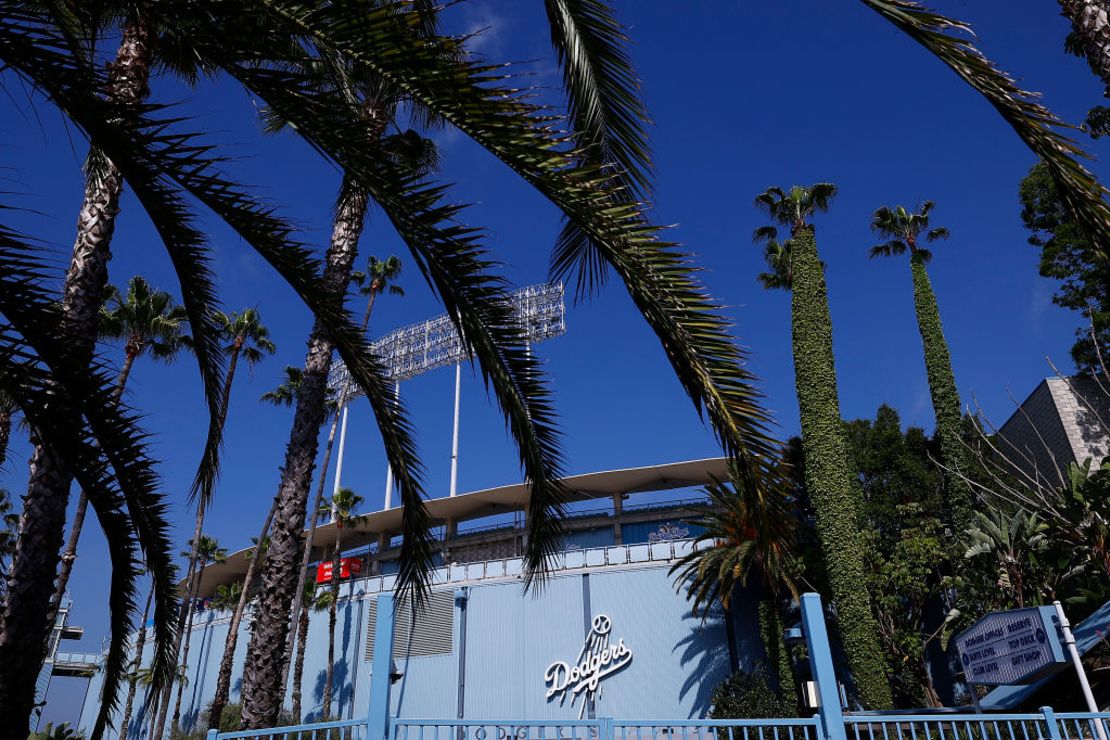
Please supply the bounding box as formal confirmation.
[318,487,364,719]
[182,308,274,730]
[117,585,153,740]
[51,277,190,618]
[0,389,16,469]
[870,202,972,534]
[167,535,227,737]
[1058,1,1110,96]
[278,254,406,707]
[754,184,891,709]
[670,465,801,704]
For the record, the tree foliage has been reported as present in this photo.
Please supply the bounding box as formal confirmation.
[1019,161,1110,372]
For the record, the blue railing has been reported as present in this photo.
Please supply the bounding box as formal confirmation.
[844,711,1110,740]
[207,713,1110,740]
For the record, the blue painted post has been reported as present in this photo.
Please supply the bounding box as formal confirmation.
[205,729,218,740]
[1041,707,1063,740]
[367,592,396,740]
[800,593,846,740]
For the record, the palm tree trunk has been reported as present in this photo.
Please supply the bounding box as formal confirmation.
[171,556,209,732]
[207,498,277,731]
[152,506,205,740]
[908,253,972,535]
[239,178,370,730]
[279,289,376,698]
[119,587,155,740]
[218,342,243,431]
[789,226,892,710]
[279,411,339,697]
[322,530,342,719]
[115,350,138,399]
[0,18,152,735]
[290,600,311,722]
[0,409,11,469]
[1060,1,1110,95]
[48,351,136,632]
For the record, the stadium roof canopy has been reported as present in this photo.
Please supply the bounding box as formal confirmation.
[183,456,728,597]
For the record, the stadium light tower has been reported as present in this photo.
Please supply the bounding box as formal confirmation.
[327,282,566,510]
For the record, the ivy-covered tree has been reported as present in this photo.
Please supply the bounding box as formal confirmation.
[753,184,892,710]
[869,202,973,535]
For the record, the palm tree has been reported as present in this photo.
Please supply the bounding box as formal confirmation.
[117,585,154,740]
[0,489,19,582]
[318,487,364,719]
[1058,1,1110,96]
[349,255,404,329]
[211,582,244,613]
[0,389,16,469]
[290,578,331,723]
[277,255,406,708]
[51,277,190,619]
[671,466,801,704]
[754,184,891,709]
[167,535,227,736]
[870,202,972,535]
[183,308,274,730]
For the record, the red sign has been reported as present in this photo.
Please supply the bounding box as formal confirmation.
[316,557,363,583]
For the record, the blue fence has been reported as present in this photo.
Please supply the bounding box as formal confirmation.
[204,593,1108,740]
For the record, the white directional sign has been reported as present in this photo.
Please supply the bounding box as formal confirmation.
[955,606,1067,686]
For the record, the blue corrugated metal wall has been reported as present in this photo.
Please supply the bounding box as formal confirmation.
[78,557,760,737]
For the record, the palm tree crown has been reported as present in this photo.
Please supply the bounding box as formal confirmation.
[260,366,339,419]
[351,255,405,301]
[99,276,191,364]
[184,535,228,568]
[216,308,277,368]
[323,487,365,529]
[754,234,793,291]
[754,184,838,235]
[869,201,950,262]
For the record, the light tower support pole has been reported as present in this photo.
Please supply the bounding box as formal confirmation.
[383,382,399,510]
[1054,600,1106,740]
[333,405,350,499]
[450,362,461,497]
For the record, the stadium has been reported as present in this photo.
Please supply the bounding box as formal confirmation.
[75,457,766,735]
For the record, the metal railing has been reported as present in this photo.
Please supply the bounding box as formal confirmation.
[208,713,1110,740]
[209,718,368,740]
[844,711,1110,740]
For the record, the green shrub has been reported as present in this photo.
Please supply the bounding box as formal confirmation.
[29,723,84,740]
[709,663,792,719]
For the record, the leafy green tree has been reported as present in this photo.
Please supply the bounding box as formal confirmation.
[708,663,792,720]
[754,183,891,709]
[1019,161,1110,371]
[52,277,190,624]
[318,487,365,719]
[869,202,973,535]
[671,465,801,705]
[210,583,244,613]
[964,508,1053,609]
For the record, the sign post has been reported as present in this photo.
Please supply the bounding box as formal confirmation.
[1054,601,1106,740]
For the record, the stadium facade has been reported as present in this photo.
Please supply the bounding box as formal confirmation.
[77,458,767,738]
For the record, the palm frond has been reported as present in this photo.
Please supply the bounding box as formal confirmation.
[249,0,782,509]
[861,0,1110,264]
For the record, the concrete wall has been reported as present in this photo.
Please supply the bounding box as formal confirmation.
[79,552,759,738]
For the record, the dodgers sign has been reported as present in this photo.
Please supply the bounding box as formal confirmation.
[545,614,633,717]
[954,605,1067,686]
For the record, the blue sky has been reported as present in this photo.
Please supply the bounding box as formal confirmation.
[1,0,1101,724]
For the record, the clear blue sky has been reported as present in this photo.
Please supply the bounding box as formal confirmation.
[1,0,1100,724]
